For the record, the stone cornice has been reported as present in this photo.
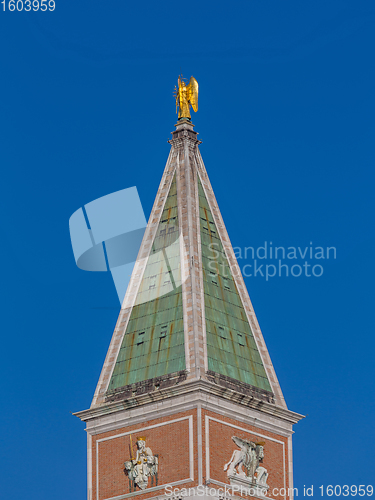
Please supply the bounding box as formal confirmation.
[168,120,202,150]
[73,378,304,425]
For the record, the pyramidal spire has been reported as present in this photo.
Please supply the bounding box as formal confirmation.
[75,84,303,500]
[91,118,287,410]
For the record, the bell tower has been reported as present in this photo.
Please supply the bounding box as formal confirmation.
[75,80,304,500]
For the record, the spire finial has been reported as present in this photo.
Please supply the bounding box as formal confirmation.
[174,75,199,120]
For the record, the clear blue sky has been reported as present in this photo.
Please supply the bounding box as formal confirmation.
[1,1,374,499]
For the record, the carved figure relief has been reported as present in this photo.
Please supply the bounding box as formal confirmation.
[124,437,159,491]
[224,436,269,489]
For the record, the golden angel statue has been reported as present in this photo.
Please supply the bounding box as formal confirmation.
[174,75,198,120]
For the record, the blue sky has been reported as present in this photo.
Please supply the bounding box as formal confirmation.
[1,1,374,499]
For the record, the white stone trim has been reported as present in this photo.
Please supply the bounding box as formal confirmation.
[88,432,92,500]
[176,151,191,375]
[197,403,203,485]
[96,416,194,500]
[287,435,294,500]
[205,415,286,500]
[193,155,208,374]
[189,413,195,481]
[106,479,194,500]
[184,139,201,379]
[208,480,276,500]
[195,152,286,409]
[84,388,295,438]
[122,488,277,500]
[91,149,177,407]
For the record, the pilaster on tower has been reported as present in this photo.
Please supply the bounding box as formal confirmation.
[75,100,304,500]
[170,119,205,382]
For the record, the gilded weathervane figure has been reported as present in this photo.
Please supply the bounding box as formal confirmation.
[174,75,198,120]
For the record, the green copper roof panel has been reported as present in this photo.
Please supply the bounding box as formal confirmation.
[198,176,272,392]
[107,174,185,391]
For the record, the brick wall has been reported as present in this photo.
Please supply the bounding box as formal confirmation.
[92,410,198,500]
[91,405,290,500]
[202,409,289,498]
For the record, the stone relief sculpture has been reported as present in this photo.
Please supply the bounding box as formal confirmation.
[124,437,158,491]
[224,436,269,489]
[255,466,269,487]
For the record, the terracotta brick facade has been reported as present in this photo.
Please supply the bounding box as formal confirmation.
[92,410,198,500]
[202,409,289,496]
[89,405,291,500]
